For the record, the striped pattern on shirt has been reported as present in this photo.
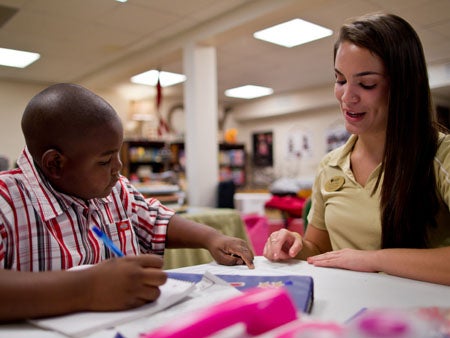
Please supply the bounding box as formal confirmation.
[0,148,174,271]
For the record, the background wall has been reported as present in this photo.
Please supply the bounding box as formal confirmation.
[0,80,46,167]
[237,106,341,186]
[1,79,448,191]
[0,80,183,167]
[227,85,341,187]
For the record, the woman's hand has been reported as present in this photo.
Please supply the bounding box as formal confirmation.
[309,247,450,285]
[263,228,303,261]
[307,248,378,272]
[207,234,255,269]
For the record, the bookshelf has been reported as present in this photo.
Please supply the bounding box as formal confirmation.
[120,140,246,187]
[218,143,246,187]
[120,140,173,178]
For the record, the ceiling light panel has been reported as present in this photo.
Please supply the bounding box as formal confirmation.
[225,85,273,99]
[131,70,186,87]
[0,47,40,68]
[254,18,333,48]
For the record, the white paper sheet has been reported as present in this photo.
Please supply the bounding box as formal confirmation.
[28,278,195,338]
[111,271,241,338]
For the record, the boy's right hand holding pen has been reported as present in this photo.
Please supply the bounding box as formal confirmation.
[83,225,167,310]
[76,255,167,311]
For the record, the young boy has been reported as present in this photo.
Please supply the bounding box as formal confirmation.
[0,83,254,321]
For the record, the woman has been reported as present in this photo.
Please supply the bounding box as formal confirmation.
[264,13,450,285]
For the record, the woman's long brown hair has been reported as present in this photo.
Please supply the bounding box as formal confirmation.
[334,13,440,248]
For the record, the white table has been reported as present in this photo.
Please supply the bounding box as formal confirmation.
[170,256,450,322]
[1,256,449,337]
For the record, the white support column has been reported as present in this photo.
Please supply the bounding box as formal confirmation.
[183,43,218,207]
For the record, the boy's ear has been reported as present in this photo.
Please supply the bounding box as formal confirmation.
[41,149,65,179]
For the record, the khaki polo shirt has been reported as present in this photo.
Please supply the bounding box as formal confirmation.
[308,133,450,250]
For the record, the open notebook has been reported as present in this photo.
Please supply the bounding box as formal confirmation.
[28,278,195,338]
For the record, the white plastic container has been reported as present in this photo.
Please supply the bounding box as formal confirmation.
[234,193,272,216]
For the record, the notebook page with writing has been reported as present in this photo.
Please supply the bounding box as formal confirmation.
[28,278,195,338]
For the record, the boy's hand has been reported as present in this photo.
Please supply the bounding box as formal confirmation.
[83,254,167,310]
[207,234,255,269]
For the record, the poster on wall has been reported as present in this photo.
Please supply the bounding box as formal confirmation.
[252,131,273,167]
[326,121,350,152]
[286,127,313,160]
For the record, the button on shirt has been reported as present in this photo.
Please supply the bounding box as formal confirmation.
[0,148,174,271]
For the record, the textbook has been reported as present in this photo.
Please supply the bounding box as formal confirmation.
[167,272,314,313]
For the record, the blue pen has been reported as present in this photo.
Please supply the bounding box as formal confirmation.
[91,225,125,257]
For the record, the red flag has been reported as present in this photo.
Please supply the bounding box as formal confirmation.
[156,73,162,111]
[156,72,170,136]
[157,117,170,137]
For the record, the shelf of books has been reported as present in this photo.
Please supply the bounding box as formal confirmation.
[121,140,246,187]
[218,143,246,187]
